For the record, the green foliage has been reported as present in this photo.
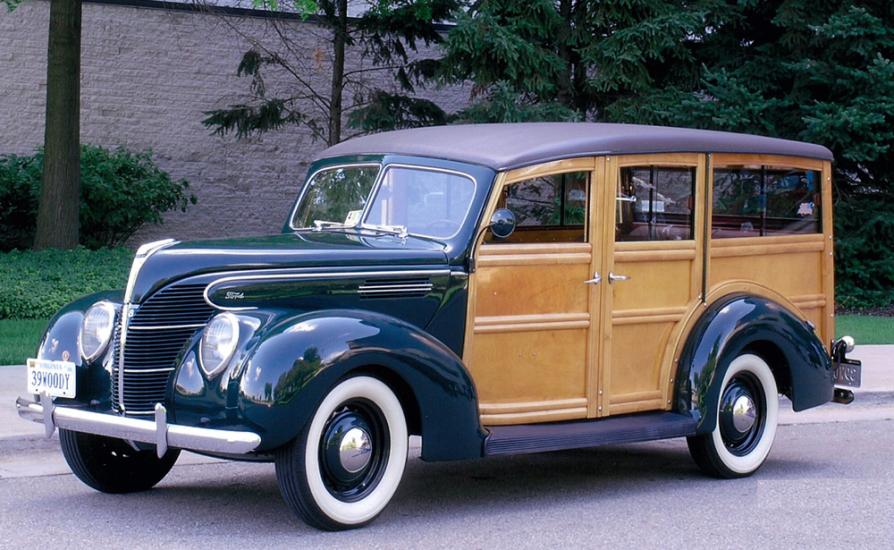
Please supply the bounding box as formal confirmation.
[347,91,447,132]
[0,153,41,251]
[834,194,894,310]
[0,145,196,250]
[0,248,132,320]
[441,0,707,122]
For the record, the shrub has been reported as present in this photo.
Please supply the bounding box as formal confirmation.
[0,145,196,251]
[835,193,894,311]
[0,153,41,250]
[0,248,132,320]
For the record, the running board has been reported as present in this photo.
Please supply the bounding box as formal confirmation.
[484,412,697,456]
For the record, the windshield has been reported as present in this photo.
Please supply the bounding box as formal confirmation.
[364,166,475,238]
[291,165,380,229]
[292,164,476,239]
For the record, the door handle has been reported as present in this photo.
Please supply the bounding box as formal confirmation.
[584,272,602,285]
[608,272,631,284]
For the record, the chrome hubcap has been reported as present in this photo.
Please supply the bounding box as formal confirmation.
[719,372,766,456]
[731,395,757,432]
[338,427,373,473]
[319,399,389,503]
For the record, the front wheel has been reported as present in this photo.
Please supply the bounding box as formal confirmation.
[275,376,408,531]
[59,429,180,493]
[687,353,779,478]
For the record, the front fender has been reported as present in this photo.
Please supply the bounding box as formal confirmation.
[236,309,486,460]
[36,290,123,407]
[675,294,832,433]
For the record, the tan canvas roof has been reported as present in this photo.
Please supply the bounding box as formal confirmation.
[317,123,833,170]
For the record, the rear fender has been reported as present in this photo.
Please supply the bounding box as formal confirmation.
[675,294,832,433]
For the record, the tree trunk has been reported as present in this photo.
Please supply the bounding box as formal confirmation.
[34,0,82,250]
[327,0,347,146]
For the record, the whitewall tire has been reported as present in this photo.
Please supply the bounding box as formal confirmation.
[275,376,408,530]
[687,353,779,478]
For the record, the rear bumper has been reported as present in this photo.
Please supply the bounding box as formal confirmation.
[16,394,261,458]
[831,336,862,393]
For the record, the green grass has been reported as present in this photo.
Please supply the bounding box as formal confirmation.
[0,319,46,365]
[836,315,894,345]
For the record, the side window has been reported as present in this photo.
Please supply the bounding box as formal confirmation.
[486,171,589,244]
[616,166,695,242]
[713,166,821,238]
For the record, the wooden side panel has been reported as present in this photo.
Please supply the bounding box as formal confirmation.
[601,154,706,416]
[821,160,835,346]
[710,237,825,298]
[471,244,593,425]
[708,151,832,345]
[467,158,599,426]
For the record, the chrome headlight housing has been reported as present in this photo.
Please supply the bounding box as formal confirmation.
[79,301,117,362]
[199,313,240,377]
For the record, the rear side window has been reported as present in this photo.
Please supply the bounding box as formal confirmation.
[712,167,821,238]
[486,171,589,244]
[616,166,695,242]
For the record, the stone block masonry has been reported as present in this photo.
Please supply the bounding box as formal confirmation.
[0,0,469,243]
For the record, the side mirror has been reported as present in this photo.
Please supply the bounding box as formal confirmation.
[489,208,516,239]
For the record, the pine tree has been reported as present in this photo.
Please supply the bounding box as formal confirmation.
[440,0,709,121]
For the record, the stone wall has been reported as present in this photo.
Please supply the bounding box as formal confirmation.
[0,0,468,243]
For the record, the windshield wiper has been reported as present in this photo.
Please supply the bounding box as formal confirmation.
[357,223,409,239]
[312,220,349,231]
[311,220,409,239]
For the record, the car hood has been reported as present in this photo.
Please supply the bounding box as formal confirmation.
[129,231,449,303]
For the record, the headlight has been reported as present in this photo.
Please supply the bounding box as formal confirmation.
[199,313,240,376]
[79,301,117,362]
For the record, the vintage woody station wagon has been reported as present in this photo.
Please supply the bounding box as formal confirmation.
[18,123,861,530]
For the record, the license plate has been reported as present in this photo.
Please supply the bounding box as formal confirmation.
[26,358,76,398]
[834,359,861,388]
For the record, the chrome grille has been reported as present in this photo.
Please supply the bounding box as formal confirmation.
[110,310,123,411]
[113,283,215,415]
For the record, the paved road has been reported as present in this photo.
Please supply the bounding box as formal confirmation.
[1,419,891,549]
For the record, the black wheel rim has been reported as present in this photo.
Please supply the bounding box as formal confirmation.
[718,372,767,456]
[318,398,389,502]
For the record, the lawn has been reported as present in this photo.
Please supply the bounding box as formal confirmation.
[0,320,46,366]
[836,315,894,345]
[0,315,890,367]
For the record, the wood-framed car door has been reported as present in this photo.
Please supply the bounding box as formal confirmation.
[465,158,607,425]
[597,153,707,417]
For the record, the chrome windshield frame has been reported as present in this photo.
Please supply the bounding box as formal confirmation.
[287,161,478,243]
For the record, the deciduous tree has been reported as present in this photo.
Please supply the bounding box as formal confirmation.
[33,0,82,249]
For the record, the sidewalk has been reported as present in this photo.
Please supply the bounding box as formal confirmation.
[1,346,892,449]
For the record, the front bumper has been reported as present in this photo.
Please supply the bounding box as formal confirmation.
[16,394,261,458]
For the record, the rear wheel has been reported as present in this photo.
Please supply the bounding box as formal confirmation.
[275,376,408,531]
[687,353,779,478]
[59,429,180,493]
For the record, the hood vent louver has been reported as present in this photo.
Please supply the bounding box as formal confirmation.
[358,277,433,299]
